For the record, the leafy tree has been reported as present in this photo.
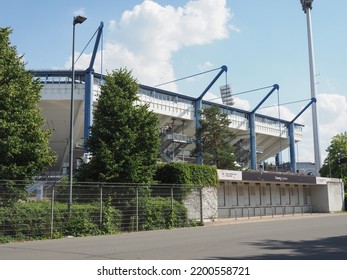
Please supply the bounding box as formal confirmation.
[0,28,56,204]
[320,132,347,188]
[192,105,238,170]
[77,68,160,184]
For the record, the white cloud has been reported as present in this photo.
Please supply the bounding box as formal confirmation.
[198,61,214,71]
[257,105,297,122]
[318,93,346,113]
[203,91,222,103]
[317,93,347,151]
[232,97,251,111]
[67,0,232,91]
[108,20,116,32]
[202,90,253,111]
[297,92,347,163]
[74,8,86,17]
[229,24,240,33]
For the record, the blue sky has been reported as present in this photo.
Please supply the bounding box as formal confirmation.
[1,0,347,165]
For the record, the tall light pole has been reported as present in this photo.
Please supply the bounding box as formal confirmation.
[300,0,321,174]
[69,15,87,214]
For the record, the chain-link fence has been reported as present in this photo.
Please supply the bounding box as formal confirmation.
[0,180,211,242]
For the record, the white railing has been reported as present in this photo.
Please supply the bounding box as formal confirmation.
[39,82,303,141]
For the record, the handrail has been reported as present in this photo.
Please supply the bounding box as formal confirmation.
[219,204,320,219]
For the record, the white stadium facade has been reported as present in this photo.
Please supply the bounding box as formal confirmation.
[31,68,345,215]
[32,68,303,175]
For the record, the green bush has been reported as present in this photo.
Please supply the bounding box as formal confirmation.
[46,202,122,237]
[154,162,218,199]
[155,162,218,187]
[0,201,52,241]
[100,196,122,234]
[140,196,188,230]
[0,200,122,243]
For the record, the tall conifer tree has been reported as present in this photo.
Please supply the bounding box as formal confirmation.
[0,28,56,203]
[78,68,160,183]
[193,105,238,170]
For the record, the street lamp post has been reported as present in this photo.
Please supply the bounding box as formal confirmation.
[68,15,87,214]
[300,0,321,174]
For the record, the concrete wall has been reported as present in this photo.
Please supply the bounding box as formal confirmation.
[328,182,345,211]
[183,172,344,221]
[183,187,218,222]
[311,179,345,212]
[217,181,313,218]
[218,178,344,217]
[327,182,345,212]
[310,185,329,212]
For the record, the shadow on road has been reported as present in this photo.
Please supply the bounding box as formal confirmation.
[210,235,347,260]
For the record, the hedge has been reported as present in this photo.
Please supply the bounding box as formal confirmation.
[140,196,189,230]
[0,200,122,243]
[154,162,218,198]
[155,162,218,186]
[0,196,193,243]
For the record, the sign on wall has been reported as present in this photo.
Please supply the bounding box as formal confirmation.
[241,171,316,184]
[315,177,341,185]
[217,170,242,181]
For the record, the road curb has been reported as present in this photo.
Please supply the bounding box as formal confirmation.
[204,213,346,227]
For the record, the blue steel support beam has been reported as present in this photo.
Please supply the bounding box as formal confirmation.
[289,97,316,172]
[249,84,279,170]
[288,123,295,171]
[87,22,104,73]
[84,22,104,151]
[84,72,94,149]
[249,112,257,170]
[195,99,203,164]
[197,65,228,100]
[195,65,228,164]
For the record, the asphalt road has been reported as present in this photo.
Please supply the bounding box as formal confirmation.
[1,214,347,260]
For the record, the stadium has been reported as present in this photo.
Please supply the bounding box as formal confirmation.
[30,20,343,216]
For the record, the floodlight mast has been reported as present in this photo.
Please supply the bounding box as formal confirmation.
[300,0,313,11]
[73,15,87,25]
[69,15,87,214]
[300,0,321,174]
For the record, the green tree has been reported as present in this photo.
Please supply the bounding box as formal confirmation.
[0,28,56,203]
[192,105,238,170]
[320,132,347,188]
[77,68,160,183]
